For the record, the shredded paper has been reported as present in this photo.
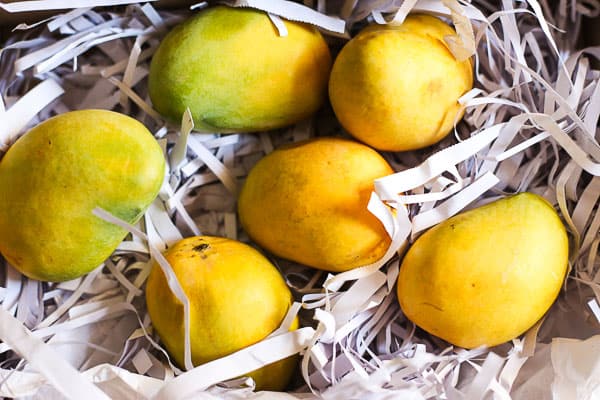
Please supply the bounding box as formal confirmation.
[1,0,600,399]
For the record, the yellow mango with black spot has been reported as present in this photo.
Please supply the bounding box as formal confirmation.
[146,235,298,391]
[0,110,165,282]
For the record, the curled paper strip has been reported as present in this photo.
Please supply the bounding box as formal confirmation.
[153,328,315,400]
[227,0,346,33]
[0,307,110,400]
[0,0,155,13]
[0,79,64,149]
[440,0,476,61]
[93,207,195,372]
[551,335,600,399]
[267,13,289,36]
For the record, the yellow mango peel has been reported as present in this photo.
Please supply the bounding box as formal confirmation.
[238,137,394,272]
[145,236,297,391]
[398,193,569,348]
[329,14,474,151]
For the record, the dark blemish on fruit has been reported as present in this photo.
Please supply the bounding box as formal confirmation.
[450,224,455,230]
[421,302,443,312]
[192,242,210,259]
[193,243,210,252]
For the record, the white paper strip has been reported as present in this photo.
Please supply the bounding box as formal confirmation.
[331,270,387,326]
[0,79,64,149]
[47,7,92,32]
[152,327,315,400]
[0,307,110,400]
[230,0,346,33]
[411,171,500,234]
[551,335,600,400]
[268,13,288,36]
[0,0,155,12]
[93,207,194,371]
[374,123,503,199]
[170,108,194,172]
[36,266,104,329]
[187,135,239,196]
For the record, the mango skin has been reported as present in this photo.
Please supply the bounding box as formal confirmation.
[148,5,332,132]
[145,236,298,391]
[238,137,393,272]
[329,14,473,151]
[0,110,165,282]
[397,193,569,348]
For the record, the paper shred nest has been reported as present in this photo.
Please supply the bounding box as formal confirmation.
[1,0,600,399]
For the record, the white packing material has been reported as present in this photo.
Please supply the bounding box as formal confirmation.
[0,0,600,399]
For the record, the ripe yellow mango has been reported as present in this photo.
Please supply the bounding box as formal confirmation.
[238,137,393,272]
[0,110,165,282]
[145,236,297,391]
[397,193,569,348]
[148,5,332,132]
[329,14,473,151]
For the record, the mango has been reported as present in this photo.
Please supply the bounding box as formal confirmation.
[145,235,298,391]
[328,14,473,151]
[397,193,569,348]
[0,110,165,282]
[237,137,393,272]
[148,5,332,132]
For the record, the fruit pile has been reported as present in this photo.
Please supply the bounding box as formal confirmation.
[0,1,597,398]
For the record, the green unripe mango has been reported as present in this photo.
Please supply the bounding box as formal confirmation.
[148,5,332,132]
[0,110,165,282]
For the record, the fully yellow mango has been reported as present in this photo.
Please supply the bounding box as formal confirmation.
[148,5,332,132]
[238,137,393,272]
[329,14,473,151]
[397,193,569,348]
[0,110,165,282]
